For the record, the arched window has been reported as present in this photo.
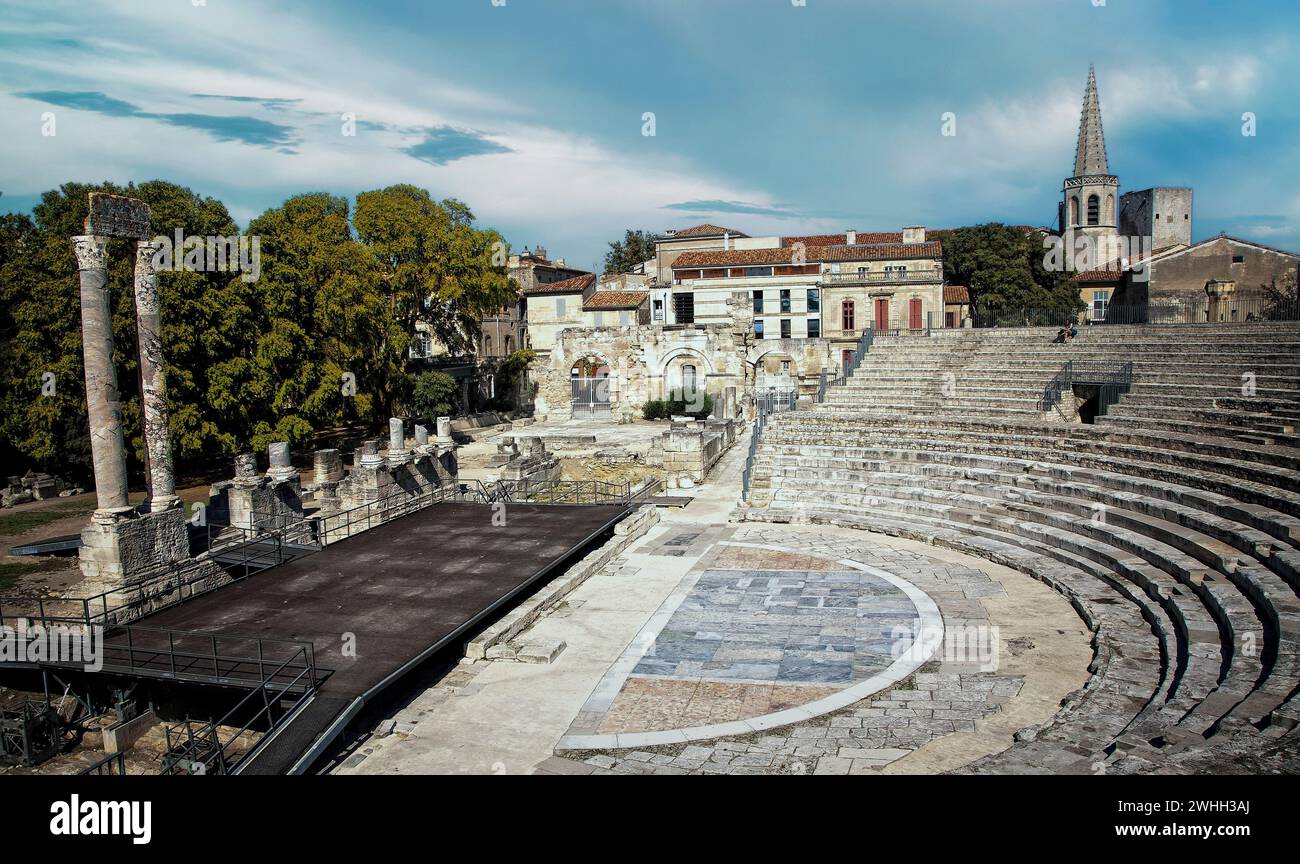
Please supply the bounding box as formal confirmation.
[483,334,492,355]
[842,300,855,332]
[1087,194,1101,226]
[1069,196,1080,225]
[504,336,513,353]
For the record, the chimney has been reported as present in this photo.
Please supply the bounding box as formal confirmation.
[555,258,566,268]
[535,245,547,261]
[903,226,926,244]
[846,229,857,245]
[724,232,731,251]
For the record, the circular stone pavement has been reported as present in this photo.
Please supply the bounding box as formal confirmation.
[556,542,943,750]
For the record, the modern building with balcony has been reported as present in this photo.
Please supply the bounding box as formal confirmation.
[667,226,946,367]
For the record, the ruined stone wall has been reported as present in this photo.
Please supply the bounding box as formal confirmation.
[660,418,740,488]
[534,292,831,422]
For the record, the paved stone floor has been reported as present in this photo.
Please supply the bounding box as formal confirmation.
[338,427,1092,776]
[556,538,940,747]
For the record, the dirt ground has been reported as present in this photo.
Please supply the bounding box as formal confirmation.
[559,457,661,487]
[0,481,220,602]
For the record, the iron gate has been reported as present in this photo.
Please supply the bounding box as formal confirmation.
[570,376,611,419]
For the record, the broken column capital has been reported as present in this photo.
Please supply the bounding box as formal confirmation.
[234,452,261,485]
[72,235,109,271]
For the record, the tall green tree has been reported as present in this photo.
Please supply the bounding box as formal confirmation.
[0,181,515,482]
[603,229,657,275]
[352,185,514,418]
[938,224,1080,311]
[0,181,246,483]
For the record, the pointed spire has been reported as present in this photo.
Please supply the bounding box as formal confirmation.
[1073,65,1110,177]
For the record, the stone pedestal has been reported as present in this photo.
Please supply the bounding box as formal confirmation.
[267,441,296,483]
[313,449,344,484]
[79,507,189,587]
[358,439,384,469]
[499,436,561,485]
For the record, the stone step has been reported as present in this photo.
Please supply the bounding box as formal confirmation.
[766,414,1300,476]
[1095,415,1300,449]
[752,439,1300,553]
[759,488,1280,744]
[740,503,1170,755]
[756,430,1300,531]
[757,453,1300,587]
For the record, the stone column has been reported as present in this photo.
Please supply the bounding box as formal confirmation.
[234,452,259,482]
[436,416,453,445]
[388,418,405,453]
[414,424,430,448]
[359,439,384,468]
[267,442,296,482]
[74,235,131,514]
[132,240,179,512]
[313,449,343,484]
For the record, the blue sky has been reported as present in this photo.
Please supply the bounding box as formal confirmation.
[2,0,1298,270]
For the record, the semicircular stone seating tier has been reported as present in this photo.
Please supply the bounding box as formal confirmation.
[742,322,1300,774]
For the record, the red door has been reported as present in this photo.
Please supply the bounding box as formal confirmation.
[875,299,890,332]
[909,298,923,331]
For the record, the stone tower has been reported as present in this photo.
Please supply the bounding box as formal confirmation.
[1060,66,1121,266]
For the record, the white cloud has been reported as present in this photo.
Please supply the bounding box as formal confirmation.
[0,0,779,258]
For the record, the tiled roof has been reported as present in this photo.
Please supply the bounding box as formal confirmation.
[673,248,796,268]
[1072,268,1125,283]
[521,272,595,295]
[944,285,971,304]
[584,290,647,310]
[816,241,943,262]
[672,241,942,270]
[783,232,903,247]
[662,224,750,239]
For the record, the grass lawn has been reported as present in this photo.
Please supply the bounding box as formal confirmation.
[0,501,96,538]
[0,559,69,592]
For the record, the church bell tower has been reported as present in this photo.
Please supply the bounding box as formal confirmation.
[1060,66,1121,266]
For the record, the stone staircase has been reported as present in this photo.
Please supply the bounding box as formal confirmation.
[742,322,1300,774]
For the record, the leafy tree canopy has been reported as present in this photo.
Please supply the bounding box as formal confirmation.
[603,229,657,275]
[938,224,1080,311]
[0,181,513,483]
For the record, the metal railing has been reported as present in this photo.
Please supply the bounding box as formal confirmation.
[1101,296,1300,325]
[0,521,311,629]
[97,626,319,691]
[742,388,800,501]
[492,478,660,506]
[314,481,476,546]
[1038,360,1135,415]
[973,306,1084,329]
[78,751,127,776]
[975,297,1300,328]
[819,270,941,286]
[161,638,322,776]
[817,327,875,401]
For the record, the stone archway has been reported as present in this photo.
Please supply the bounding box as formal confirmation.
[570,353,613,419]
[660,348,715,404]
[752,350,797,391]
